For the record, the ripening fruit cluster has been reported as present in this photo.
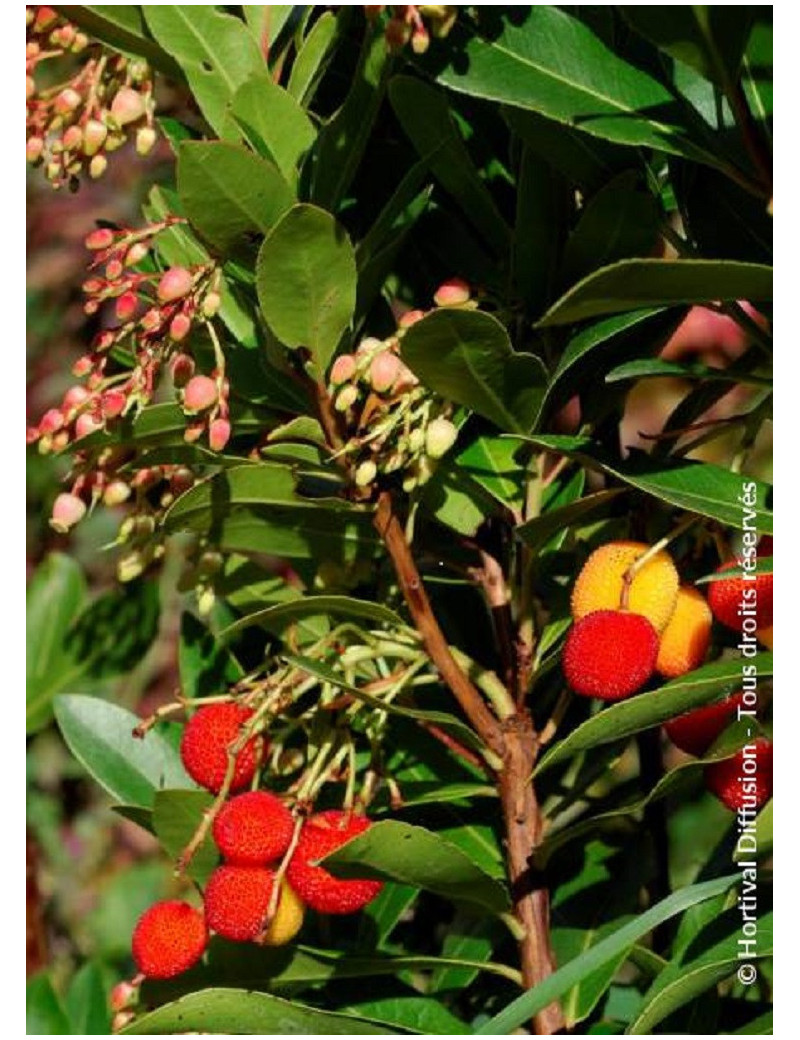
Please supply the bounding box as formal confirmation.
[563,537,773,703]
[366,5,458,54]
[329,279,473,495]
[129,704,382,983]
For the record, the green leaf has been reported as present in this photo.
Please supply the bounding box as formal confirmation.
[520,434,773,533]
[538,259,772,326]
[430,914,505,994]
[421,462,502,537]
[401,309,546,434]
[256,205,357,374]
[26,553,87,734]
[605,356,770,386]
[177,141,294,256]
[342,995,470,1035]
[65,961,112,1035]
[536,654,772,774]
[122,989,397,1034]
[56,5,181,76]
[152,789,218,885]
[221,595,405,641]
[287,11,339,105]
[54,694,197,808]
[516,490,623,549]
[432,9,721,164]
[561,172,661,286]
[164,463,376,562]
[242,5,295,57]
[475,874,738,1035]
[324,819,509,913]
[628,909,773,1034]
[26,974,71,1035]
[143,6,265,138]
[554,920,633,1027]
[732,1010,773,1034]
[229,73,316,185]
[620,7,755,86]
[179,613,243,701]
[389,76,510,256]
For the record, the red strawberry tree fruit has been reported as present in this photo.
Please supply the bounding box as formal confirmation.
[26,4,772,1036]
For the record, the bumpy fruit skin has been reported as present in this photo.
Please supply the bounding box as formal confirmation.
[563,610,659,701]
[571,541,679,633]
[656,586,712,678]
[212,791,295,865]
[707,563,773,630]
[704,738,773,811]
[132,900,207,979]
[287,811,383,914]
[204,865,275,941]
[180,704,263,794]
[261,880,305,946]
[664,692,745,756]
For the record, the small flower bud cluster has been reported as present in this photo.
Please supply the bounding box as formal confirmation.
[366,5,458,53]
[26,6,157,189]
[28,221,229,456]
[329,280,474,494]
[177,540,226,617]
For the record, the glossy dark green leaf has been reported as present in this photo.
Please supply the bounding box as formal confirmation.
[535,654,772,774]
[26,974,71,1035]
[389,76,510,256]
[54,695,197,808]
[430,914,505,994]
[222,595,404,641]
[421,461,501,536]
[26,553,87,734]
[432,9,720,164]
[362,884,419,948]
[402,309,546,433]
[538,259,772,326]
[521,434,773,532]
[256,205,357,374]
[143,6,264,137]
[324,819,509,913]
[629,909,773,1033]
[152,789,218,885]
[65,961,112,1035]
[57,5,181,76]
[475,874,738,1035]
[516,489,623,549]
[177,142,294,256]
[342,995,470,1035]
[179,613,243,701]
[605,357,770,385]
[455,435,527,509]
[123,988,396,1034]
[561,172,660,286]
[229,73,316,185]
[620,7,755,86]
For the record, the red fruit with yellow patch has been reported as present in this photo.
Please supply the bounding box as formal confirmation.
[707,563,773,631]
[704,738,773,811]
[287,811,383,914]
[204,865,276,941]
[180,703,264,794]
[664,692,745,757]
[563,610,659,701]
[212,791,295,866]
[132,900,207,979]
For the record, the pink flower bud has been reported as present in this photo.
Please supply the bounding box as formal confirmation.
[101,389,127,419]
[411,25,430,53]
[115,291,138,322]
[370,351,401,393]
[330,354,357,386]
[83,119,108,156]
[72,32,88,52]
[141,308,162,331]
[51,430,70,452]
[110,87,146,126]
[398,309,425,329]
[125,242,148,267]
[201,291,221,318]
[106,259,123,281]
[85,227,114,251]
[394,361,419,391]
[109,981,138,1014]
[356,336,384,356]
[34,7,58,31]
[208,418,231,452]
[26,426,40,445]
[335,384,358,412]
[170,353,195,388]
[135,126,157,156]
[157,267,193,303]
[72,355,93,377]
[75,412,103,438]
[103,480,131,507]
[26,75,36,101]
[89,154,107,179]
[61,125,83,150]
[425,416,458,459]
[62,386,90,411]
[50,493,86,533]
[183,375,218,413]
[169,312,192,342]
[434,277,471,307]
[39,408,65,435]
[54,88,81,115]
[183,420,204,444]
[26,137,44,163]
[53,24,76,48]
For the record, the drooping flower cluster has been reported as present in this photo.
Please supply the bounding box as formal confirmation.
[26,5,157,189]
[330,279,473,493]
[366,4,458,53]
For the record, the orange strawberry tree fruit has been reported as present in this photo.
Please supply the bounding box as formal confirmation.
[26,5,772,1036]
